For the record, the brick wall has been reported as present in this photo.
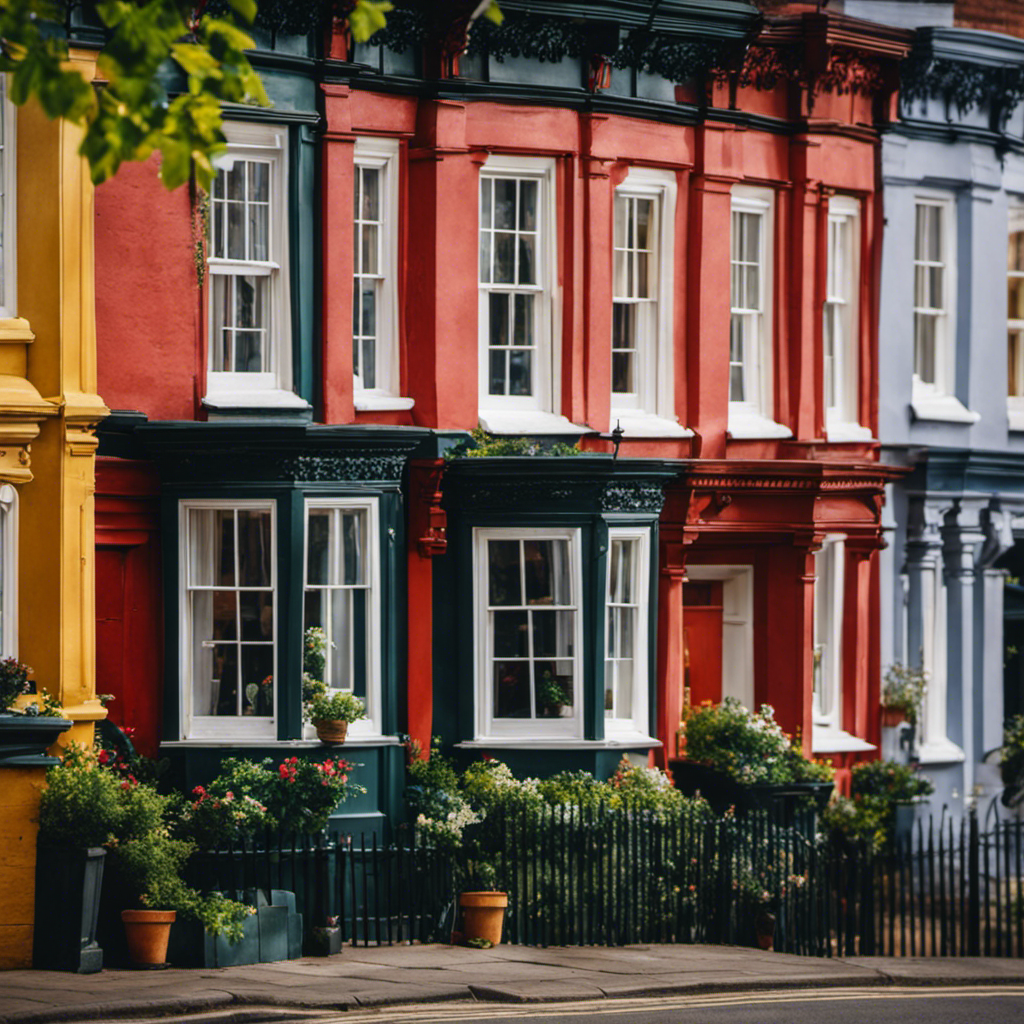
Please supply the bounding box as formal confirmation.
[955,0,1024,37]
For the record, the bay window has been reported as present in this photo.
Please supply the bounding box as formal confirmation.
[303,498,380,736]
[181,501,277,740]
[604,528,650,737]
[475,528,582,739]
[207,122,299,409]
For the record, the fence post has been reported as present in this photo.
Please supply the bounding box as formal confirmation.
[968,806,980,957]
[859,841,875,955]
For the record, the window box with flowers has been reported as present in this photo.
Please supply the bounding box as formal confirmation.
[0,657,70,767]
[672,698,834,831]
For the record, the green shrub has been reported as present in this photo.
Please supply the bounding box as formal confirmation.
[851,759,934,802]
[37,743,124,848]
[1001,714,1024,807]
[0,657,32,711]
[446,427,583,459]
[680,697,834,786]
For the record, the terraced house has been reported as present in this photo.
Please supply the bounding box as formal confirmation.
[90,0,912,833]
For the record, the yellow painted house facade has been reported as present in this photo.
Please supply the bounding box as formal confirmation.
[0,51,108,969]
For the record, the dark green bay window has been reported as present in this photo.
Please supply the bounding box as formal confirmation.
[437,456,679,777]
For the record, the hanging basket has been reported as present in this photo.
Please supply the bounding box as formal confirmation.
[314,719,349,744]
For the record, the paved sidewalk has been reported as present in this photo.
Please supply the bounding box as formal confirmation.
[2,944,1024,1023]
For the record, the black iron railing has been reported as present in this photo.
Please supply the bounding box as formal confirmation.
[187,800,1024,957]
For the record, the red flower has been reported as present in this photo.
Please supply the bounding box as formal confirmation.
[97,749,110,765]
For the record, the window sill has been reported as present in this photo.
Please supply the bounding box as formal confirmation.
[910,393,980,425]
[477,410,589,436]
[354,393,415,412]
[811,724,876,755]
[1008,405,1024,432]
[609,412,693,439]
[161,736,402,749]
[825,421,875,443]
[917,738,966,765]
[203,389,312,413]
[0,318,34,343]
[457,736,661,750]
[727,408,793,440]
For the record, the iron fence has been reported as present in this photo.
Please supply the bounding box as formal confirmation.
[187,799,1024,958]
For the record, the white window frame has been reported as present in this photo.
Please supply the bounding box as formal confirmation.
[473,526,583,741]
[206,121,299,409]
[604,526,651,739]
[912,193,956,400]
[728,186,790,440]
[610,168,688,437]
[1008,202,1024,431]
[824,197,871,441]
[353,138,410,412]
[812,537,844,734]
[478,154,559,418]
[0,76,16,320]
[302,496,382,739]
[179,499,277,742]
[0,484,17,658]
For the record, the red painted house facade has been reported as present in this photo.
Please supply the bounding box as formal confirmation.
[93,2,909,825]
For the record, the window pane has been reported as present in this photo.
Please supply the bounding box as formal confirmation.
[239,591,273,642]
[518,235,536,285]
[494,179,516,230]
[729,315,746,403]
[306,510,330,586]
[614,251,629,298]
[249,161,269,204]
[236,274,266,330]
[494,610,528,658]
[189,508,236,587]
[489,292,509,348]
[615,661,634,721]
[235,332,263,373]
[524,539,571,605]
[494,661,530,718]
[361,224,379,276]
[226,162,245,202]
[519,180,537,231]
[208,642,238,717]
[361,167,380,221]
[635,198,652,250]
[617,606,634,658]
[488,540,522,606]
[490,349,507,396]
[1010,329,1024,397]
[509,349,532,396]
[342,511,366,585]
[479,230,492,283]
[915,314,937,383]
[532,609,574,658]
[250,203,268,262]
[237,510,272,587]
[513,293,533,346]
[612,539,633,602]
[925,205,942,261]
[928,266,943,309]
[494,232,516,284]
[330,589,354,692]
[240,646,274,717]
[227,199,245,260]
[614,195,627,250]
[612,351,633,395]
[742,212,760,263]
[1010,276,1024,321]
[480,177,492,230]
[533,661,572,716]
[1011,231,1024,273]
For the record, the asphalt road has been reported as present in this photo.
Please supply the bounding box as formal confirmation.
[297,985,1024,1024]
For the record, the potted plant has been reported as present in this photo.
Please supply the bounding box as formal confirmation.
[456,856,507,948]
[880,662,926,729]
[302,626,366,743]
[0,658,70,766]
[537,670,572,717]
[34,743,123,972]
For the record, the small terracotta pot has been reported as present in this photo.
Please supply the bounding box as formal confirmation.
[458,891,508,946]
[880,706,906,728]
[314,719,348,744]
[121,909,176,967]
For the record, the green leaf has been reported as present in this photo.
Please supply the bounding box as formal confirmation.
[224,0,258,26]
[483,2,503,26]
[349,0,394,43]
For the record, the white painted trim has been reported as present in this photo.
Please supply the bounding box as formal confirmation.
[473,526,584,740]
[917,737,966,764]
[206,121,293,402]
[353,137,407,403]
[604,527,651,737]
[457,737,660,750]
[911,192,957,401]
[0,78,16,319]
[811,726,876,754]
[612,167,677,421]
[203,388,311,411]
[477,410,585,435]
[609,412,693,438]
[179,499,278,742]
[478,154,560,416]
[302,497,382,740]
[1009,402,1024,432]
[686,565,754,712]
[825,422,874,442]
[354,394,415,412]
[729,185,777,429]
[910,392,979,424]
[0,484,16,658]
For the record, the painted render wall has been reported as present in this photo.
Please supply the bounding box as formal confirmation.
[877,72,1024,816]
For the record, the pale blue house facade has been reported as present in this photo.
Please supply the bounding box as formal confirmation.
[876,19,1024,814]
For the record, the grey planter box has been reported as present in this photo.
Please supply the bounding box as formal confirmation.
[33,846,105,973]
[0,714,71,767]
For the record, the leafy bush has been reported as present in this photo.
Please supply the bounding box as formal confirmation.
[303,682,365,725]
[1001,714,1024,807]
[0,657,32,711]
[680,697,833,786]
[446,427,583,459]
[37,743,124,848]
[850,759,934,803]
[21,687,64,718]
[881,663,927,726]
[174,786,272,848]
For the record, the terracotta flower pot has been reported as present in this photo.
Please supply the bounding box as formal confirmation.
[880,706,906,728]
[121,909,175,967]
[458,891,507,947]
[314,719,348,744]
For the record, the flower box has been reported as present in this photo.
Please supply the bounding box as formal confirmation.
[0,714,71,767]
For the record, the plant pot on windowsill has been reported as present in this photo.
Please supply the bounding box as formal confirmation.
[303,677,365,746]
[881,706,908,729]
[313,719,348,744]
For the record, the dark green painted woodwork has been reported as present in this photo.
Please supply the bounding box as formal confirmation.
[433,457,681,771]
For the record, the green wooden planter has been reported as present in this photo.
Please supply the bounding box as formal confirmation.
[33,845,105,973]
[0,714,71,767]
